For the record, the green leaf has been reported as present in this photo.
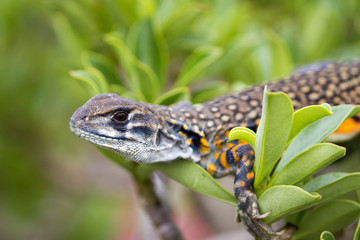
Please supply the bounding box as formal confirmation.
[299,1,343,61]
[303,172,360,203]
[174,46,223,88]
[153,87,190,105]
[70,68,109,95]
[158,2,204,43]
[266,28,293,78]
[288,105,333,144]
[354,219,360,240]
[228,127,256,149]
[258,185,321,223]
[274,105,360,175]
[104,32,159,102]
[97,144,236,206]
[269,143,345,187]
[127,19,168,87]
[293,200,360,240]
[191,83,228,103]
[52,13,86,61]
[96,147,135,172]
[320,231,335,240]
[81,51,121,86]
[151,160,237,206]
[254,88,293,189]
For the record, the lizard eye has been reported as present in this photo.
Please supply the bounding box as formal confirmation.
[113,111,129,122]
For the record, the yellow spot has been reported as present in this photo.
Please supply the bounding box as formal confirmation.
[186,139,192,145]
[235,181,246,187]
[183,125,188,130]
[334,118,360,134]
[241,123,247,127]
[200,137,209,147]
[245,160,250,166]
[231,145,239,153]
[171,119,177,124]
[246,172,254,179]
[226,142,235,148]
[334,117,360,134]
[225,130,230,137]
[214,140,223,149]
[220,152,230,169]
[207,163,216,175]
[200,137,210,154]
[249,150,254,156]
[214,150,220,160]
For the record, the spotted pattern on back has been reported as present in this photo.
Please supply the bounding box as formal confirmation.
[150,60,360,162]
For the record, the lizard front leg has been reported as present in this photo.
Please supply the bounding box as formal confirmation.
[199,143,281,239]
[233,144,281,240]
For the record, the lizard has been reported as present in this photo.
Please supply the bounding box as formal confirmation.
[70,59,360,239]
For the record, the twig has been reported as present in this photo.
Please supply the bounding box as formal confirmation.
[137,173,184,240]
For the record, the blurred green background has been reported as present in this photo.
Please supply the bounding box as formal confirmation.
[1,0,360,239]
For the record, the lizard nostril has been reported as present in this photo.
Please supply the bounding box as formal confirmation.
[69,119,76,127]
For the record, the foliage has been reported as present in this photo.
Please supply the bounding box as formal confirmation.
[1,0,360,239]
[229,90,360,239]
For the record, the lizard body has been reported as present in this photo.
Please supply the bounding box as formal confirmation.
[70,60,360,239]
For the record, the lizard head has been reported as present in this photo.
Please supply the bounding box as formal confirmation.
[70,93,193,163]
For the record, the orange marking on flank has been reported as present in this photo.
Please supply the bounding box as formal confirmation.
[214,140,224,149]
[199,137,210,154]
[256,118,261,126]
[226,142,235,148]
[214,150,221,160]
[225,130,230,137]
[245,160,251,166]
[238,140,248,145]
[246,172,254,179]
[220,152,230,169]
[207,163,216,175]
[333,117,360,135]
[200,138,209,147]
[231,145,239,154]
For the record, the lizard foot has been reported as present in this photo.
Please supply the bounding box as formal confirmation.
[236,191,283,240]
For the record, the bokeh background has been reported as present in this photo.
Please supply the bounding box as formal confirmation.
[1,0,360,239]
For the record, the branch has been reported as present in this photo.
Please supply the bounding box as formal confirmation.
[137,173,184,240]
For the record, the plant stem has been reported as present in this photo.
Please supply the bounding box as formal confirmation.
[137,174,184,240]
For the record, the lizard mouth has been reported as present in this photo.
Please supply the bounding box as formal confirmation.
[70,125,126,148]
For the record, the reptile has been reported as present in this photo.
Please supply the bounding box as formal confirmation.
[70,60,360,239]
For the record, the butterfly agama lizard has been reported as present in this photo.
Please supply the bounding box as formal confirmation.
[70,60,360,239]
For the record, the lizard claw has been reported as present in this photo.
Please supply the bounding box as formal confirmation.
[236,191,283,240]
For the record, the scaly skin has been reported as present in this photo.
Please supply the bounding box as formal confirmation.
[70,60,360,239]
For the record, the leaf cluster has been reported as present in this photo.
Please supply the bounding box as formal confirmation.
[56,0,360,105]
[229,89,360,239]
